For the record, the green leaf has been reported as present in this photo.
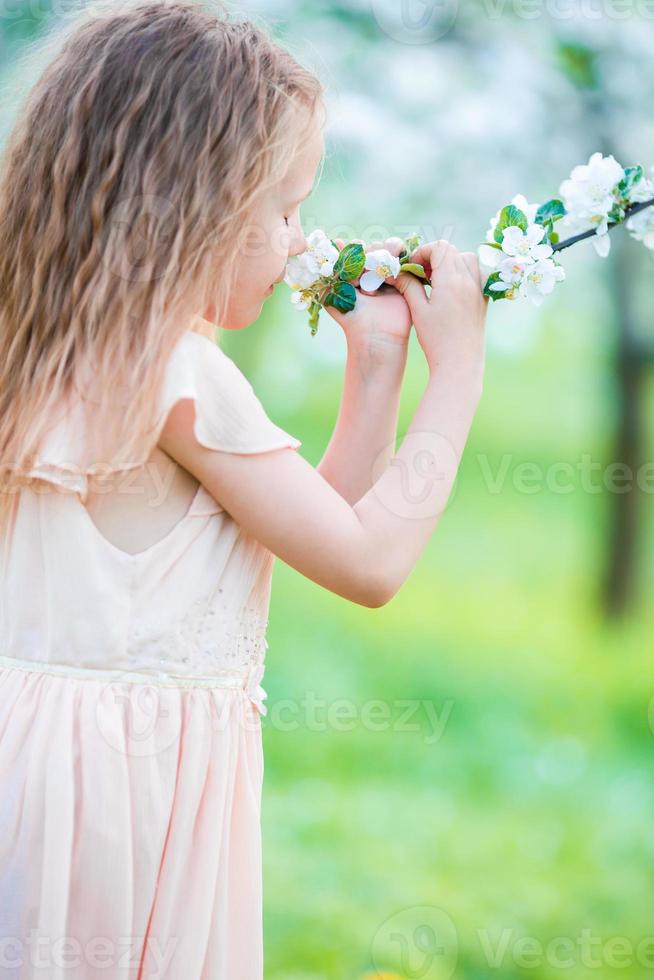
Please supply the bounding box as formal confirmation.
[399,233,424,265]
[323,280,357,314]
[399,262,429,279]
[333,243,365,282]
[308,299,321,335]
[494,205,528,244]
[555,40,599,91]
[535,199,566,226]
[617,165,643,199]
[607,204,625,225]
[549,231,560,244]
[404,232,422,252]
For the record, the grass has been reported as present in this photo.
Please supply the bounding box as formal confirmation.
[258,302,654,978]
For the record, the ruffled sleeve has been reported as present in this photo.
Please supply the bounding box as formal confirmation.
[158,329,302,455]
[24,328,301,504]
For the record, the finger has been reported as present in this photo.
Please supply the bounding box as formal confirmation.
[383,236,405,257]
[409,239,455,267]
[407,241,455,296]
[460,251,486,292]
[408,240,454,282]
[460,250,479,279]
[393,271,429,318]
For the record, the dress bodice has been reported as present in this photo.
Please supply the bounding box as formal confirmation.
[0,325,302,710]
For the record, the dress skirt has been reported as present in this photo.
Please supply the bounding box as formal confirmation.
[0,656,266,980]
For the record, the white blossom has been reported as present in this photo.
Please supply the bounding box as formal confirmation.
[290,289,313,311]
[484,249,565,305]
[501,223,553,262]
[519,258,566,305]
[487,256,532,297]
[285,258,320,291]
[284,229,340,291]
[558,152,626,258]
[305,229,340,277]
[478,243,504,272]
[478,219,554,282]
[358,248,402,292]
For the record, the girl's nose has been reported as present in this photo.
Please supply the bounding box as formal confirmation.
[288,227,307,258]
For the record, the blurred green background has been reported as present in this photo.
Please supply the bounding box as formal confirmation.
[3,1,654,977]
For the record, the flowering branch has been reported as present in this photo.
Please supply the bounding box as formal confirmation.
[552,194,654,252]
[477,155,654,305]
[284,231,429,336]
[283,153,654,331]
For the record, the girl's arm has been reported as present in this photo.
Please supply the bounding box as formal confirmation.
[159,367,479,608]
[159,241,486,609]
[316,342,408,505]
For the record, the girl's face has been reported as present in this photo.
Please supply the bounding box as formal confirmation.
[212,114,325,330]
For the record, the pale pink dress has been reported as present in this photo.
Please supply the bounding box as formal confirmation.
[0,327,302,979]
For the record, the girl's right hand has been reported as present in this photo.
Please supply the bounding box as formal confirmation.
[391,239,489,389]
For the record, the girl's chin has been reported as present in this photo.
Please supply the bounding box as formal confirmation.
[219,290,274,328]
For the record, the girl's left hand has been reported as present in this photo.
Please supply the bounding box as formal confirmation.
[324,237,413,363]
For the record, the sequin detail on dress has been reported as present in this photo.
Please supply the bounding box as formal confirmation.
[124,585,270,714]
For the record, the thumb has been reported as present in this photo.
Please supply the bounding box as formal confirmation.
[390,268,430,319]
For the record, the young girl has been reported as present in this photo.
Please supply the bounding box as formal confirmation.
[0,2,487,977]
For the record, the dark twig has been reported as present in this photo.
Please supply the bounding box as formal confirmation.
[552,195,654,252]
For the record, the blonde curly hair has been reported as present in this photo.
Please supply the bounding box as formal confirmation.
[0,0,325,534]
